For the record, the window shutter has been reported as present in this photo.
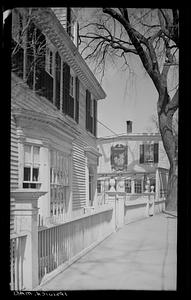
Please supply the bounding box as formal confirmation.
[12,12,24,79]
[75,77,79,123]
[35,28,53,102]
[67,7,71,35]
[12,39,24,79]
[26,21,36,89]
[62,61,70,114]
[154,143,159,163]
[140,144,144,164]
[86,90,91,130]
[93,99,97,136]
[55,51,61,109]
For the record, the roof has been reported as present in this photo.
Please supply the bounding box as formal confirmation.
[97,132,162,143]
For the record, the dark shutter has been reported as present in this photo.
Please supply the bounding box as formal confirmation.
[62,61,70,114]
[68,95,74,118]
[35,27,54,102]
[67,7,71,35]
[26,21,35,89]
[86,90,91,130]
[75,77,79,123]
[55,51,61,109]
[93,99,97,136]
[140,144,144,164]
[11,12,24,78]
[11,39,24,78]
[154,143,159,163]
[35,28,53,102]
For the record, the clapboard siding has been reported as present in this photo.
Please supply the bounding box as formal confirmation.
[72,138,86,210]
[10,113,19,190]
[10,113,19,234]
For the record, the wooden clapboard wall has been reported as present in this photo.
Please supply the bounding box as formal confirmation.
[10,113,19,233]
[72,138,86,211]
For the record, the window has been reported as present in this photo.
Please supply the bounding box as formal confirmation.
[86,90,97,136]
[70,74,74,96]
[134,179,142,194]
[125,179,131,193]
[45,47,54,76]
[97,180,101,193]
[150,178,156,192]
[23,145,40,188]
[89,167,94,206]
[140,143,159,164]
[50,150,70,216]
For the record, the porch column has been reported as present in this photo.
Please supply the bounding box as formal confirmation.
[11,189,47,290]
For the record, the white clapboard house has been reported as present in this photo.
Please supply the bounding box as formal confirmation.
[11,7,106,232]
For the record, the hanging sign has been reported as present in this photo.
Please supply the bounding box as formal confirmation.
[110,144,128,171]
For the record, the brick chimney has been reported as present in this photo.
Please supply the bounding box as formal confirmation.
[126,120,132,133]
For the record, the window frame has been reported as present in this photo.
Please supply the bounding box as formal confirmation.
[134,179,142,194]
[125,179,131,193]
[45,46,54,77]
[140,142,158,164]
[69,73,74,97]
[50,149,70,216]
[22,144,41,189]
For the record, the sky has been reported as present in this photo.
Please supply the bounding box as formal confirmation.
[97,59,158,137]
[78,8,178,138]
[77,8,160,138]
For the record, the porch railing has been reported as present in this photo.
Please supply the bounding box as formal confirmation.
[10,233,27,291]
[38,206,113,284]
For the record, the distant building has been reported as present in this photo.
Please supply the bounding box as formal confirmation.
[97,121,169,203]
[11,7,106,232]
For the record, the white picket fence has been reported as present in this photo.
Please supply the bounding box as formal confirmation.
[10,233,27,290]
[38,206,113,284]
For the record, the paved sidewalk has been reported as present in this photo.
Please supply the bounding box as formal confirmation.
[38,212,177,291]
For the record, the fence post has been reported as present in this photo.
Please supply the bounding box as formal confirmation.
[116,192,125,229]
[106,191,117,231]
[11,189,47,290]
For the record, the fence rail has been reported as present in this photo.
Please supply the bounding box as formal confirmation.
[10,233,27,291]
[38,207,113,283]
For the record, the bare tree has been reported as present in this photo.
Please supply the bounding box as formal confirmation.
[11,8,48,93]
[79,8,179,211]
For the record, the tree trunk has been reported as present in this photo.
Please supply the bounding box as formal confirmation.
[158,90,177,211]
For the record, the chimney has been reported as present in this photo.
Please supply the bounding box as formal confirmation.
[126,120,132,133]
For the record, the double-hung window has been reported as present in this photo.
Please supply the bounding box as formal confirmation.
[97,180,101,194]
[23,145,40,188]
[125,179,131,193]
[86,90,97,136]
[134,179,142,194]
[50,150,70,216]
[140,143,159,164]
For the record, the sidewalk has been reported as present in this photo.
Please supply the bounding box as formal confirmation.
[38,212,177,291]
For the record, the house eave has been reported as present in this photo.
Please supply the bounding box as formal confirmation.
[29,7,106,100]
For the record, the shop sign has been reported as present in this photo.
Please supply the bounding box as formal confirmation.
[110,144,128,171]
